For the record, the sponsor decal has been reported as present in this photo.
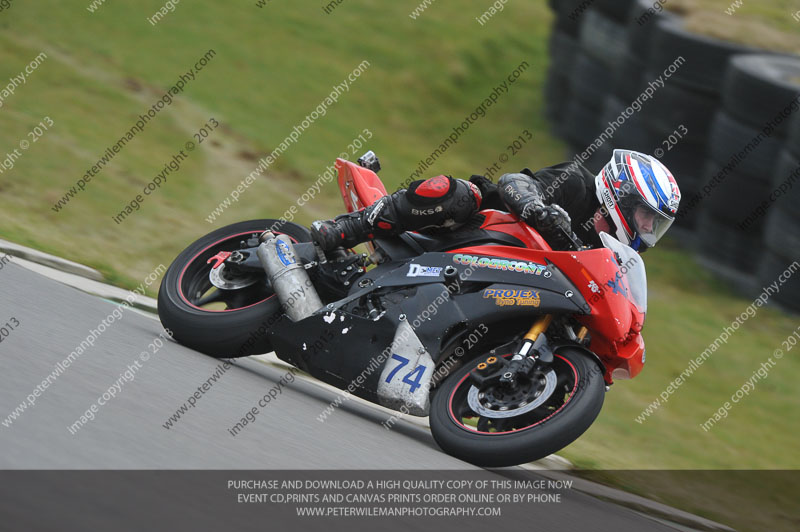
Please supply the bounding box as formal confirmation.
[452,254,546,276]
[484,288,540,307]
[588,280,601,294]
[411,206,444,216]
[668,197,679,213]
[607,271,628,297]
[602,188,616,209]
[407,264,443,277]
[275,240,295,266]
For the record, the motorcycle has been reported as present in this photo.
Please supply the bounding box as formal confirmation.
[158,151,648,467]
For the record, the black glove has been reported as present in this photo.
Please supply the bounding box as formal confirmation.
[469,175,502,210]
[468,175,497,197]
[531,204,572,234]
[531,204,581,250]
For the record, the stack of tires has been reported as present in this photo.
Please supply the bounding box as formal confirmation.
[595,1,678,183]
[544,0,583,135]
[697,55,800,276]
[757,70,800,312]
[540,2,800,311]
[557,0,637,172]
[642,20,758,229]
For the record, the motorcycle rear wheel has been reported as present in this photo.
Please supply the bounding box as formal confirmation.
[429,347,605,467]
[157,219,311,358]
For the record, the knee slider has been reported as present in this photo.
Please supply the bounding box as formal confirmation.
[397,177,479,229]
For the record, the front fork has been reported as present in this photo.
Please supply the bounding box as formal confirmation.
[496,315,552,385]
[498,316,588,385]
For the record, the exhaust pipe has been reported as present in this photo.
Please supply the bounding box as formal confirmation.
[257,231,323,321]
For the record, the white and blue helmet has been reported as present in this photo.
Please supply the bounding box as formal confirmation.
[595,150,681,251]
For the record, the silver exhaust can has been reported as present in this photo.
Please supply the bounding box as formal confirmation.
[257,231,323,321]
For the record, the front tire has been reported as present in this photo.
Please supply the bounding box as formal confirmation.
[429,348,605,467]
[157,219,311,358]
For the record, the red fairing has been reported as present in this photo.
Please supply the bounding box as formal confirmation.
[453,211,646,383]
[607,329,645,382]
[336,160,645,384]
[553,247,645,381]
[337,158,387,213]
[478,209,551,251]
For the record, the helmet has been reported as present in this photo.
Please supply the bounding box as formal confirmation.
[594,150,681,251]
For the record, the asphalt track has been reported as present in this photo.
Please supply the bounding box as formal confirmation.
[0,261,685,531]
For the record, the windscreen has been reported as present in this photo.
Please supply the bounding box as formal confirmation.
[600,232,648,314]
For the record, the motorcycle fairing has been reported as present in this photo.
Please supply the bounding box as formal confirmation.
[354,251,587,305]
[268,252,587,412]
[337,158,386,213]
[447,244,645,382]
[268,310,399,404]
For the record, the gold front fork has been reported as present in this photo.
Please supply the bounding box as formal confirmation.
[502,315,554,383]
[514,314,553,360]
[524,315,553,343]
[521,317,587,353]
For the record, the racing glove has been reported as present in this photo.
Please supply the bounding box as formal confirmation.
[498,172,579,250]
[532,204,572,235]
[531,204,578,250]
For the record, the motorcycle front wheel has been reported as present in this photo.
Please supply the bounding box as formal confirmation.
[429,347,605,467]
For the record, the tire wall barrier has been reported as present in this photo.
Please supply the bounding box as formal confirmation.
[545,1,800,311]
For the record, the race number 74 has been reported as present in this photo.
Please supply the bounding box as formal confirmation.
[385,354,426,393]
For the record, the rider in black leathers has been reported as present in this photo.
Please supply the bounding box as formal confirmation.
[311,150,681,253]
[311,162,600,251]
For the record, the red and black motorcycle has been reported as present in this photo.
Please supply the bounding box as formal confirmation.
[158,152,648,467]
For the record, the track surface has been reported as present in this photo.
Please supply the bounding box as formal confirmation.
[0,262,680,531]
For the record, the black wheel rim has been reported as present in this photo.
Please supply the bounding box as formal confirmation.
[177,230,296,313]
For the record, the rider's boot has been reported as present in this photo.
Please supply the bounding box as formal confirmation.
[310,196,402,251]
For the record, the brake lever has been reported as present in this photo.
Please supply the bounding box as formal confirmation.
[557,227,585,251]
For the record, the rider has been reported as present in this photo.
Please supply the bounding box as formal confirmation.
[310,149,681,253]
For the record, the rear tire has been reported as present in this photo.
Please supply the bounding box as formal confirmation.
[578,9,627,68]
[789,116,800,158]
[708,112,782,178]
[157,219,312,358]
[757,250,800,312]
[650,19,757,95]
[722,54,800,137]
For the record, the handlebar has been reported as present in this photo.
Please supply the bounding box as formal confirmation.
[557,227,585,251]
[532,205,585,251]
